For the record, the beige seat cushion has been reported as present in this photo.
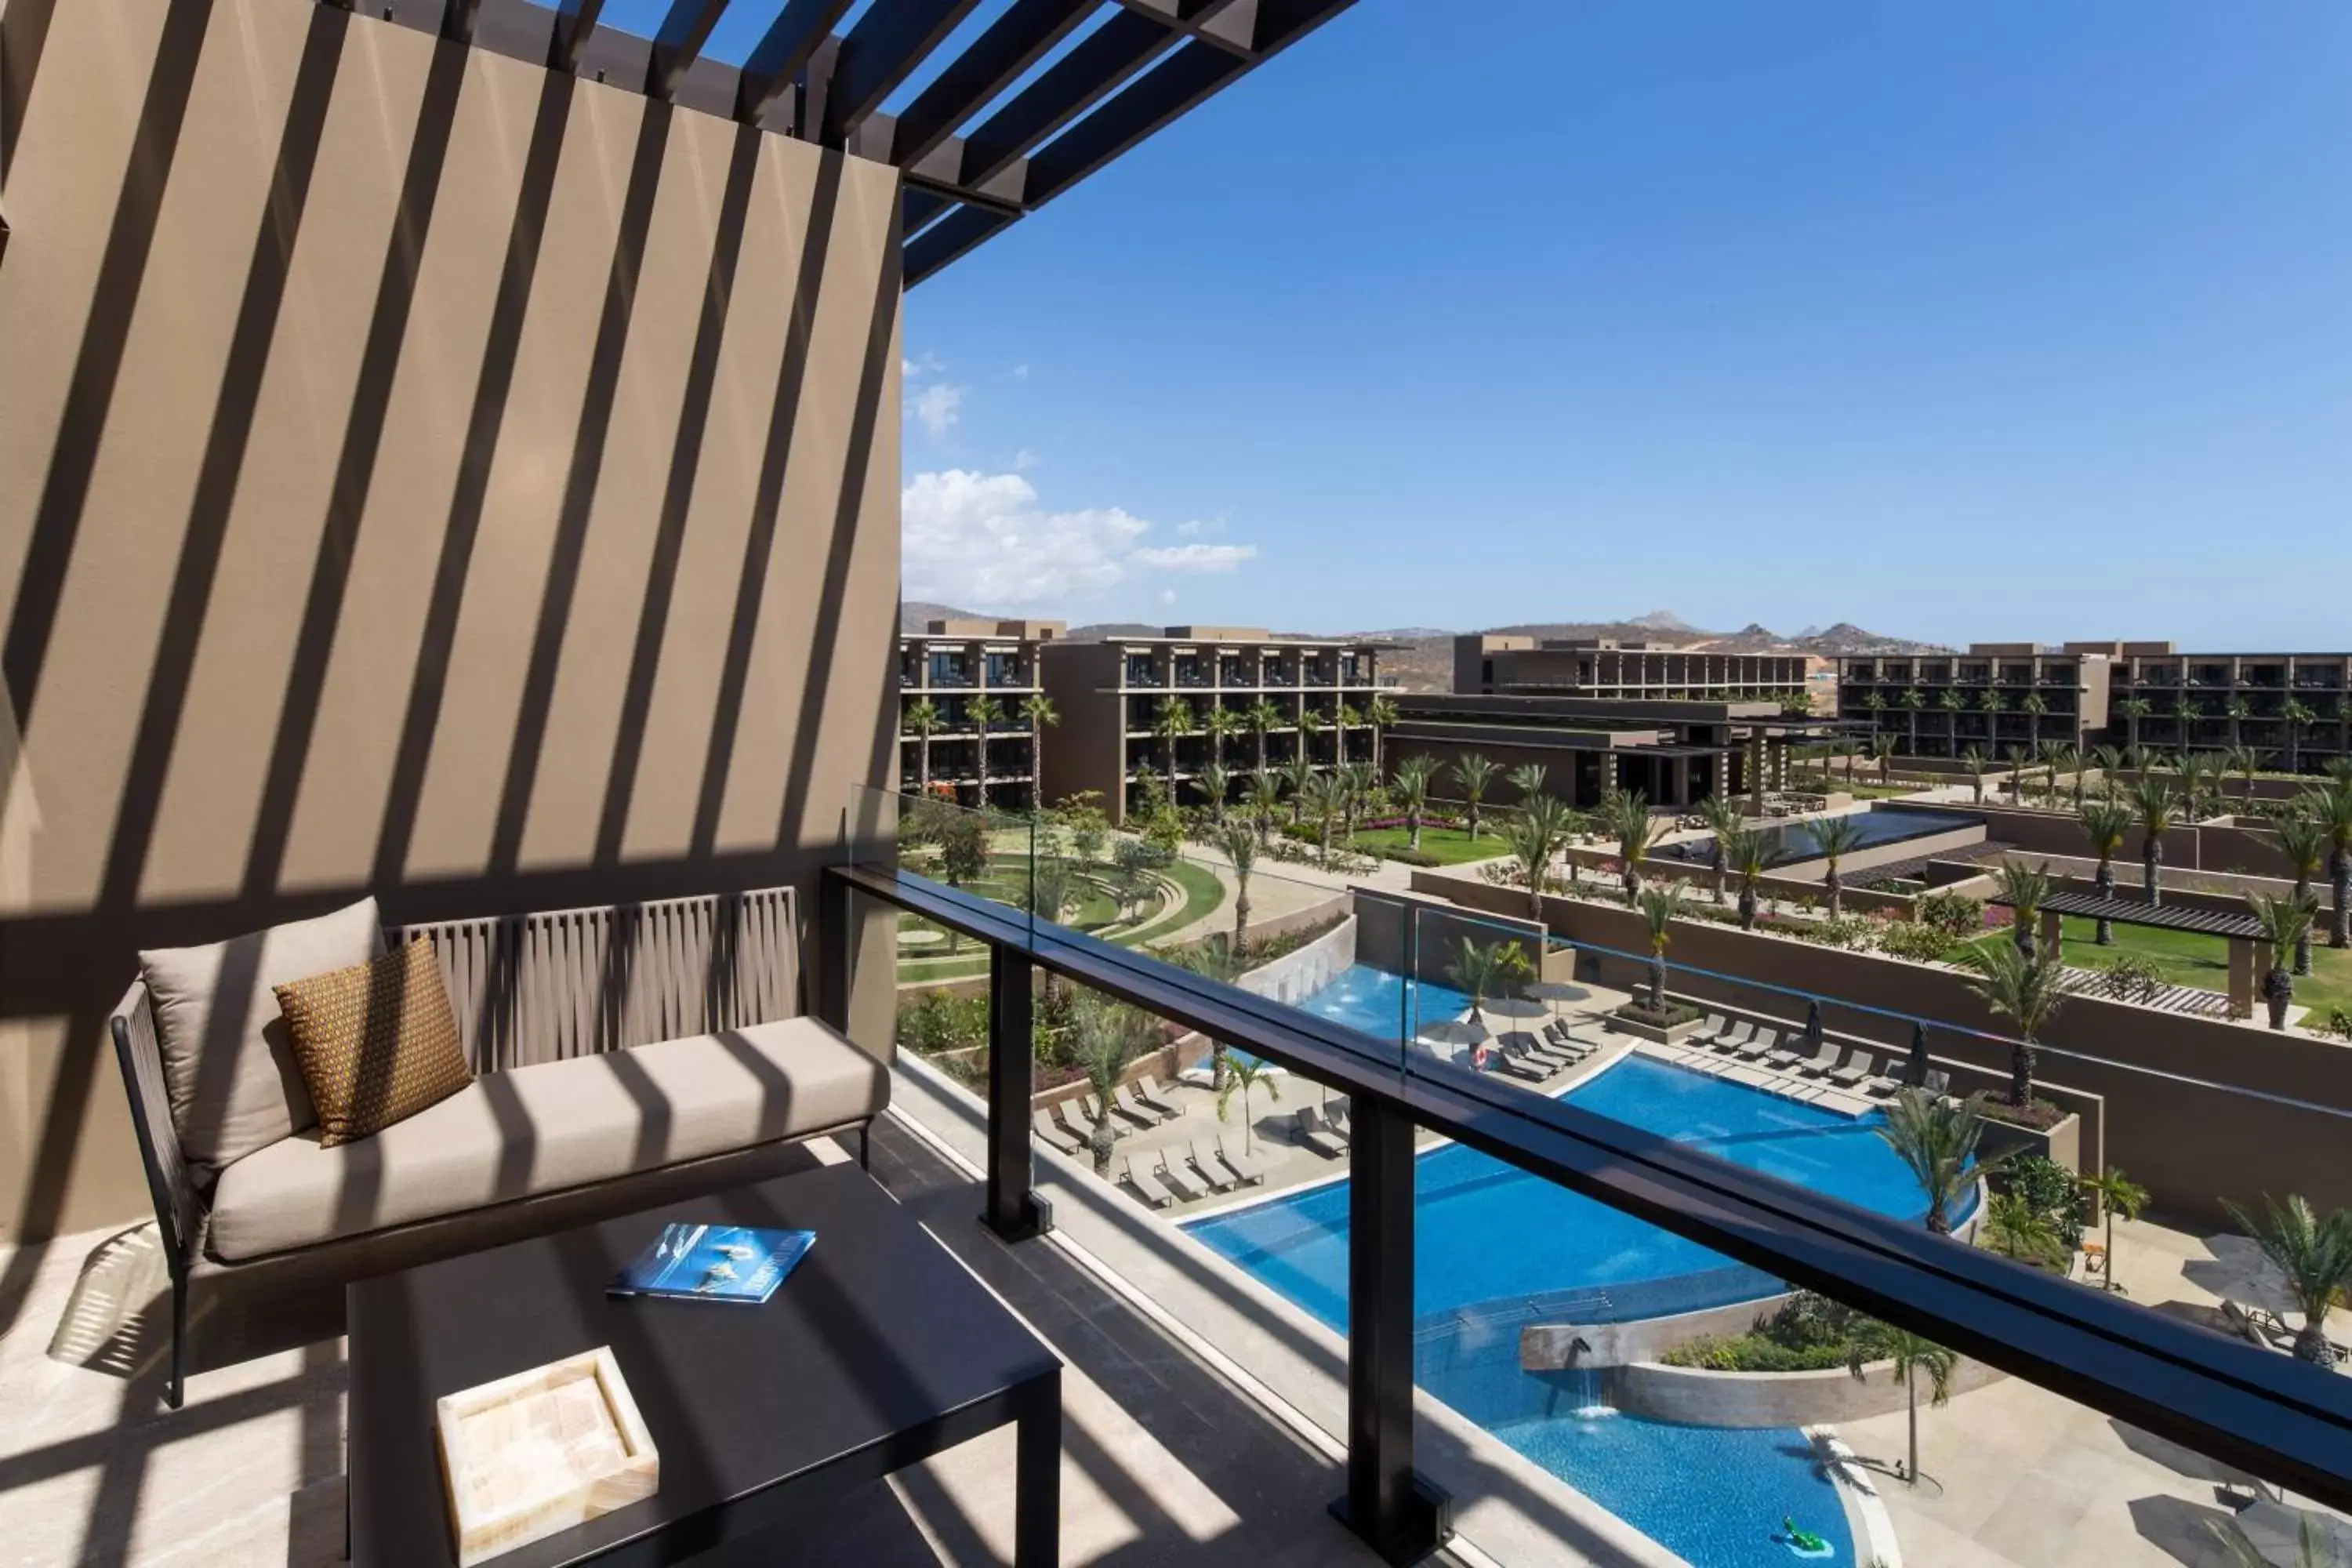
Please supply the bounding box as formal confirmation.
[140,898,384,1170]
[207,1018,886,1261]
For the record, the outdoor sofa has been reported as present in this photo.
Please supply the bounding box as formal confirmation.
[111,887,887,1407]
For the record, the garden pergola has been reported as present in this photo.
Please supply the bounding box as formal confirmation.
[1998,889,2267,1016]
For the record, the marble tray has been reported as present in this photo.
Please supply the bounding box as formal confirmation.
[434,1346,659,1566]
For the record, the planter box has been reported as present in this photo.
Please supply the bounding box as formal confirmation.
[1608,1010,1706,1045]
[1978,1110,2082,1174]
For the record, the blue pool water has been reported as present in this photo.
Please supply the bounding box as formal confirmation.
[1188,1054,1949,1567]
[1654,803,1979,869]
[1290,962,1478,1043]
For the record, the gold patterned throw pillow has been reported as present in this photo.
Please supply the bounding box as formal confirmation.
[274,938,474,1148]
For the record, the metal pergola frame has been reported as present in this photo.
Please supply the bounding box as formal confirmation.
[2003,889,2267,942]
[343,0,1360,285]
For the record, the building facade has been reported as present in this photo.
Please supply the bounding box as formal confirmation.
[1039,629,1383,821]
[2101,644,2352,774]
[1456,635,1811,704]
[1837,644,2111,760]
[899,620,1066,811]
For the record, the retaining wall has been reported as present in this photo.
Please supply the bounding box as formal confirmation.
[1610,1352,2006,1428]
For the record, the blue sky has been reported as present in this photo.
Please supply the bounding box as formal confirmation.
[898,1,2352,646]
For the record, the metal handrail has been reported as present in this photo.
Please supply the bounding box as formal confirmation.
[831,859,2352,1509]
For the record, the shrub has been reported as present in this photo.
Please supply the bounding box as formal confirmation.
[1385,848,1442,867]
[1659,1291,1890,1371]
[896,989,988,1057]
[1878,921,1955,964]
[1918,889,1987,938]
[1994,1153,2088,1253]
[2100,953,2165,1005]
[2317,1007,2352,1043]
[1803,914,1879,951]
[1615,1000,1704,1029]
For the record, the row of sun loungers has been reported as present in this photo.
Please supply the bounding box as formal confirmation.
[1294,1104,1348,1158]
[1119,1135,1274,1207]
[2222,1298,2351,1365]
[1686,1014,1913,1099]
[1489,1019,1599,1082]
[1035,1074,1191,1157]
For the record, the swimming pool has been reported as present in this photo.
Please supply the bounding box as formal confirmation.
[1653,803,1979,869]
[1188,1055,1951,1566]
[1289,961,1477,1044]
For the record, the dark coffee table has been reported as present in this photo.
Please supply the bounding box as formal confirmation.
[347,1163,1061,1566]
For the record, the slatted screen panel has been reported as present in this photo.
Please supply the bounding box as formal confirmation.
[393,888,800,1073]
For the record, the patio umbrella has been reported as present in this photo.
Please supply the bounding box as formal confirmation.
[1523,978,1588,1025]
[1417,1019,1490,1051]
[1483,996,1550,1022]
[1904,1022,1931,1087]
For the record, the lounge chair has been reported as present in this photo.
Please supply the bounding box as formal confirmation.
[1543,1019,1576,1048]
[1115,1083,1169,1127]
[1185,1138,1241,1192]
[1217,1133,1271,1186]
[1762,1031,1806,1071]
[1922,1069,1952,1101]
[1327,1101,1354,1142]
[1798,1042,1843,1077]
[1135,1073,1182,1116]
[1492,1038,1554,1080]
[1153,1147,1208,1202]
[1500,1030,1568,1073]
[1826,1048,1874,1090]
[1694,1012,1729,1043]
[1121,1156,1175,1209]
[1061,1100,1115,1145]
[1734,1027,1779,1062]
[1185,1140,1240,1193]
[1862,1064,1903,1098]
[1035,1115,1084,1156]
[2221,1299,2288,1354]
[1295,1107,1348,1158]
[1712,1020,1755,1055]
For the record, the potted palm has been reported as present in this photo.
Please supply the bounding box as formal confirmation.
[2220,1194,2352,1367]
[1992,859,2055,959]
[1962,940,2064,1112]
[1875,1088,2006,1234]
[2275,811,2328,975]
[2248,891,2320,1031]
[1807,814,1865,917]
[1635,884,1689,1013]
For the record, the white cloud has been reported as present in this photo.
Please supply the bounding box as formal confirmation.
[1160,589,1178,606]
[1131,543,1257,571]
[1176,519,1202,535]
[909,382,965,440]
[902,351,944,378]
[1013,448,1039,470]
[1011,364,1030,379]
[902,469,1256,607]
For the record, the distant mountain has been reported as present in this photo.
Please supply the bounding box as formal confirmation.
[1063,622,1164,641]
[1629,608,1698,633]
[900,599,985,632]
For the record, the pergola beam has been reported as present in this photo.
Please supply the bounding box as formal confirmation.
[906,204,1022,287]
[650,0,735,103]
[736,0,857,126]
[957,9,1175,189]
[822,0,991,144]
[891,0,1098,168]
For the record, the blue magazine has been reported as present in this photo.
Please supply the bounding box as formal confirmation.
[608,1223,815,1305]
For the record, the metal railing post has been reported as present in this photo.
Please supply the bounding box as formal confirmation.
[1332,1098,1449,1564]
[985,943,1052,1241]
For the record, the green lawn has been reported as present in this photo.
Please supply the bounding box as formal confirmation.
[895,848,1225,982]
[1346,824,1514,865]
[1962,915,2352,1016]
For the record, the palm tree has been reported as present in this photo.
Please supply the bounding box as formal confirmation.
[2091,744,2126,800]
[1602,788,1657,896]
[1808,814,1865,917]
[2129,775,2180,907]
[2283,697,2319,776]
[1901,687,1926,750]
[1246,698,1284,772]
[1215,820,1258,956]
[1963,941,2066,1107]
[1959,745,1987,804]
[1977,687,2008,739]
[2020,691,2050,757]
[1151,695,1193,785]
[1339,760,1377,840]
[2220,1193,2352,1367]
[2002,742,2028,804]
[1243,768,1281,845]
[1018,693,1060,813]
[2078,799,2132,946]
[1296,704,1324,766]
[2081,1166,2148,1294]
[1871,734,1899,786]
[1332,701,1360,767]
[1392,755,1436,850]
[1366,692,1399,776]
[1985,1191,2067,1269]
[1876,1087,2004,1233]
[1726,823,1773,930]
[2225,699,2255,753]
[1195,760,1232,822]
[1217,1054,1282,1154]
[2117,696,2153,754]
[1505,797,1572,918]
[1849,1324,1957,1486]
[1278,757,1314,826]
[1700,794,1744,903]
[1202,704,1243,771]
[1635,884,1688,1009]
[2050,742,2085,810]
[1446,936,1531,1027]
[968,693,1007,808]
[2311,775,2352,950]
[2176,750,2217,821]
[1452,753,1499,841]
[2248,891,2319,1031]
[904,698,942,797]
[1073,996,1139,1176]
[1993,858,2054,958]
[1506,760,1548,805]
[2223,741,2262,804]
[2276,812,2327,975]
[1298,771,1343,868]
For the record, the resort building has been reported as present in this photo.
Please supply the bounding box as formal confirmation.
[898,619,1065,811]
[1385,692,1846,808]
[1456,634,1812,704]
[1038,630,1384,820]
[1837,643,2112,759]
[2100,643,2352,773]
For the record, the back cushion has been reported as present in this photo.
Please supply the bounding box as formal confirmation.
[140,898,383,1170]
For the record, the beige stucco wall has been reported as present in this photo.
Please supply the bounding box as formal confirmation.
[0,0,903,1241]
